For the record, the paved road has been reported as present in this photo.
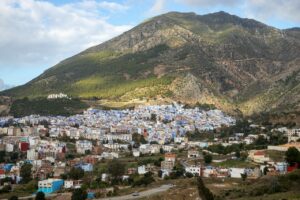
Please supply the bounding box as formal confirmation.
[100,184,173,200]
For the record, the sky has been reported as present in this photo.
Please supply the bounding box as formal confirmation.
[0,0,299,87]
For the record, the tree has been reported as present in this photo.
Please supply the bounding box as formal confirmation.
[160,147,164,154]
[69,167,84,180]
[35,191,45,200]
[0,151,5,163]
[9,196,18,200]
[263,166,269,175]
[107,159,125,180]
[150,113,157,121]
[132,172,155,187]
[71,188,87,200]
[158,170,163,178]
[241,173,247,181]
[285,147,300,166]
[20,163,32,184]
[132,133,147,146]
[204,154,212,164]
[173,163,185,178]
[185,172,194,178]
[197,177,214,200]
[235,150,241,158]
[254,135,268,146]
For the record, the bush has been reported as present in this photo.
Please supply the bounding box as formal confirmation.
[197,177,214,200]
[35,191,45,200]
[69,167,84,180]
[132,172,155,187]
[204,154,212,164]
[285,147,300,165]
[20,163,33,184]
[71,188,87,200]
[9,196,18,200]
[185,172,194,178]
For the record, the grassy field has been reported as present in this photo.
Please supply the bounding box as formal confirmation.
[235,191,300,200]
[205,170,300,200]
[266,150,286,162]
[10,98,88,117]
[138,178,199,200]
[212,159,258,168]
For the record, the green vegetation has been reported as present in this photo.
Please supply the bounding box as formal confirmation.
[107,159,126,181]
[185,102,217,111]
[72,75,174,99]
[204,154,213,164]
[69,167,85,180]
[9,196,18,200]
[207,144,243,155]
[285,147,300,166]
[0,180,38,199]
[197,177,215,200]
[20,163,32,184]
[132,133,147,146]
[72,188,87,200]
[10,97,88,117]
[35,191,45,200]
[132,172,155,187]
[210,170,300,199]
[214,159,256,168]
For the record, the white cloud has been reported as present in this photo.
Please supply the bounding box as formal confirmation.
[0,79,12,91]
[244,0,300,24]
[148,0,166,16]
[176,0,239,7]
[0,0,132,70]
[175,0,300,25]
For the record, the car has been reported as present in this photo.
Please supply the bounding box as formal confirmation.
[132,192,140,196]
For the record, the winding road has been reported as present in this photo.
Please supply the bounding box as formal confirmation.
[100,184,173,200]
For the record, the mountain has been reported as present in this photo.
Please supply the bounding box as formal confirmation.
[2,11,300,115]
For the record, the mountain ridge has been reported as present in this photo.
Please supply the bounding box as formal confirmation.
[2,11,300,115]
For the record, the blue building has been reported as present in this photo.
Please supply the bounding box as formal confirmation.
[87,192,95,199]
[3,164,14,172]
[38,179,64,194]
[75,163,93,172]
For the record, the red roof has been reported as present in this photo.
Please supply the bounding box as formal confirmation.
[165,153,176,158]
[254,151,265,156]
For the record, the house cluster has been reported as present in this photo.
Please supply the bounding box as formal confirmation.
[47,93,69,99]
[215,132,268,146]
[0,104,235,147]
[268,128,300,152]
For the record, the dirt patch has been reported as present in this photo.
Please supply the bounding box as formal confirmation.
[154,65,167,78]
[123,73,131,80]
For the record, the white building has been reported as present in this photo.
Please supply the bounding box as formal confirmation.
[27,149,39,160]
[229,168,246,178]
[64,180,82,189]
[47,93,69,99]
[188,150,200,158]
[185,165,201,176]
[76,140,93,154]
[132,150,140,157]
[138,165,147,175]
[288,129,300,143]
[5,143,14,152]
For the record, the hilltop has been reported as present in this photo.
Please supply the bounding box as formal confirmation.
[2,11,300,115]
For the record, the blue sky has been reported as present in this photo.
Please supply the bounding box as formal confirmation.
[0,0,299,88]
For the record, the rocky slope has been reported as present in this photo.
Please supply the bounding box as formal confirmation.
[2,11,300,115]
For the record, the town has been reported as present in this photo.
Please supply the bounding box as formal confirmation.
[0,103,299,200]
